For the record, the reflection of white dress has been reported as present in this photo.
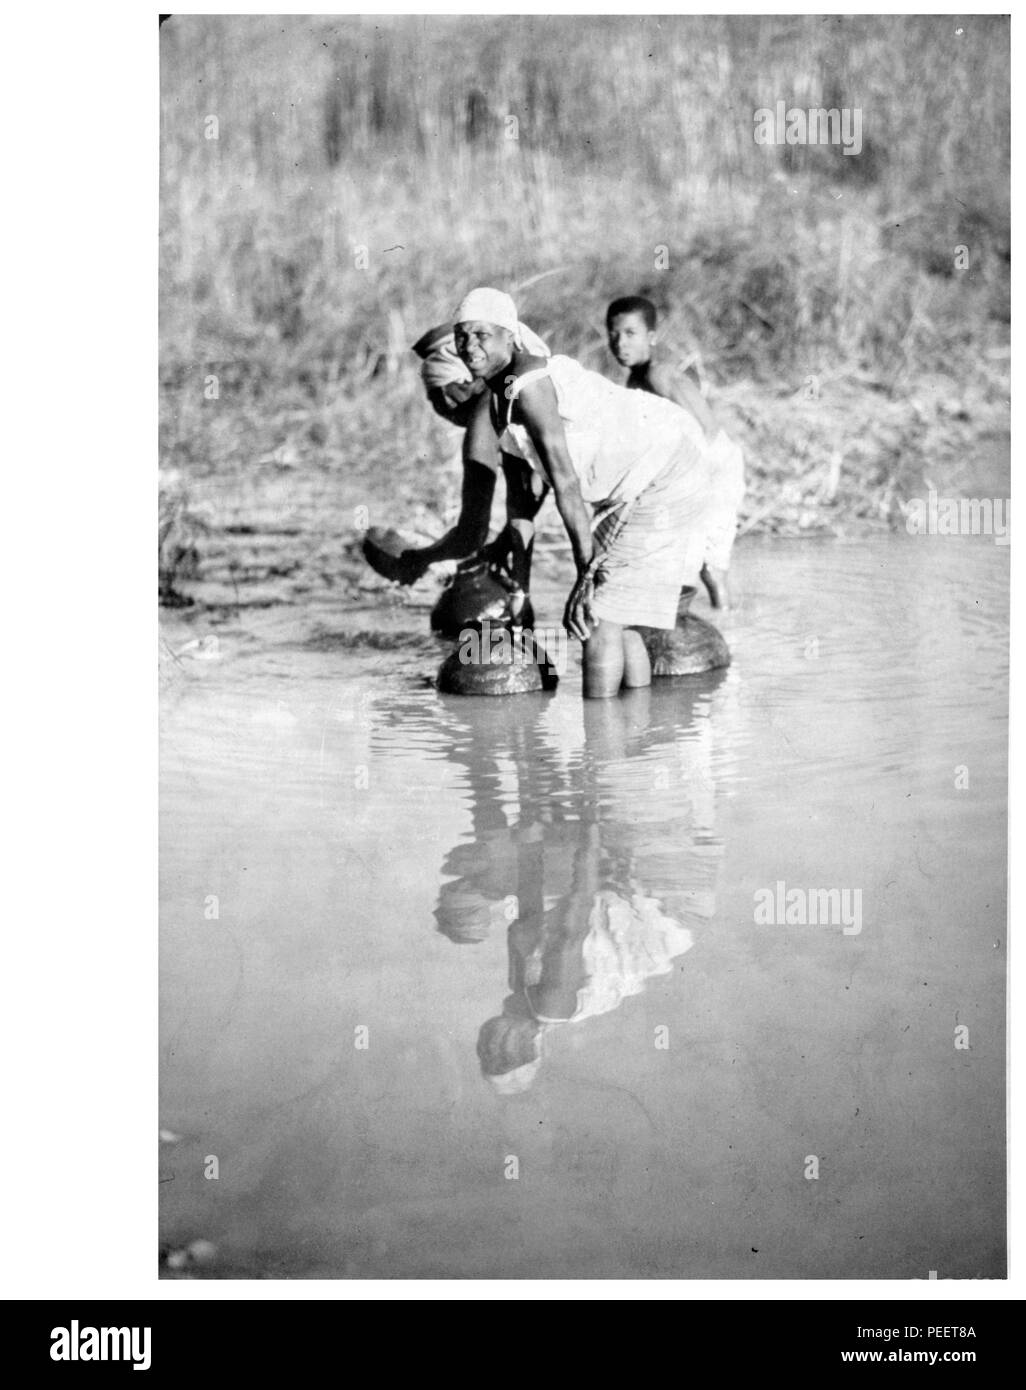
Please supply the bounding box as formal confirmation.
[530,889,694,1024]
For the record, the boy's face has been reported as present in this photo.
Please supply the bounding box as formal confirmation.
[454,320,515,380]
[607,311,655,369]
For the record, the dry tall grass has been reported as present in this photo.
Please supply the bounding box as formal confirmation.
[159,14,1009,595]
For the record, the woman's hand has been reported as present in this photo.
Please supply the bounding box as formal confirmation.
[563,571,596,641]
[394,550,431,586]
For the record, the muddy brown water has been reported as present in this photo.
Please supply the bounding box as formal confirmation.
[160,534,1007,1278]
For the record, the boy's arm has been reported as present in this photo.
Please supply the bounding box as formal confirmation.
[646,361,718,440]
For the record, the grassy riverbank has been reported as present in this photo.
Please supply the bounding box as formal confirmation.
[159,14,1009,606]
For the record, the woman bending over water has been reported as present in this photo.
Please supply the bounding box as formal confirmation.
[453,287,711,699]
[389,320,551,595]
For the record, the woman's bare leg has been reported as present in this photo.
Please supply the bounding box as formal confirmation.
[582,621,652,697]
[622,628,652,688]
[700,562,730,609]
[581,619,625,699]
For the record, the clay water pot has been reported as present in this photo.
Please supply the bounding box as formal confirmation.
[637,586,731,676]
[431,560,535,638]
[437,623,559,696]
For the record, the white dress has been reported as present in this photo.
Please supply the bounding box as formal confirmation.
[498,355,707,510]
[498,355,711,628]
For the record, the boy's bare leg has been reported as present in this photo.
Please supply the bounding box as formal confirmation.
[700,562,730,610]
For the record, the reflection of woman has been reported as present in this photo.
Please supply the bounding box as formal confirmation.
[477,818,697,1096]
[429,681,726,1094]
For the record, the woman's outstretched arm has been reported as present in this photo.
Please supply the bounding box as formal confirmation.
[393,458,497,582]
[514,377,596,639]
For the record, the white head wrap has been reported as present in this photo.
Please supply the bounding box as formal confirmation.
[418,291,549,397]
[516,322,551,357]
[452,287,551,357]
[454,287,519,334]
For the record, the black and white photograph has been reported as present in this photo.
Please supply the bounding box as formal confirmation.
[155,11,1009,1283]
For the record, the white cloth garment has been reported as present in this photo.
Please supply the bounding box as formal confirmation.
[500,355,707,508]
[453,286,520,334]
[528,889,694,1024]
[499,355,712,627]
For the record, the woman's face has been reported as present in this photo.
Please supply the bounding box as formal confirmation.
[454,320,515,380]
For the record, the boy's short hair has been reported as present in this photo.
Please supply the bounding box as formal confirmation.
[606,295,658,330]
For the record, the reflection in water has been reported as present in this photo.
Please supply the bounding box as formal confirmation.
[416,681,726,1092]
[161,536,1008,1278]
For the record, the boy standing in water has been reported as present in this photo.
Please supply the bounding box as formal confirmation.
[606,296,745,609]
